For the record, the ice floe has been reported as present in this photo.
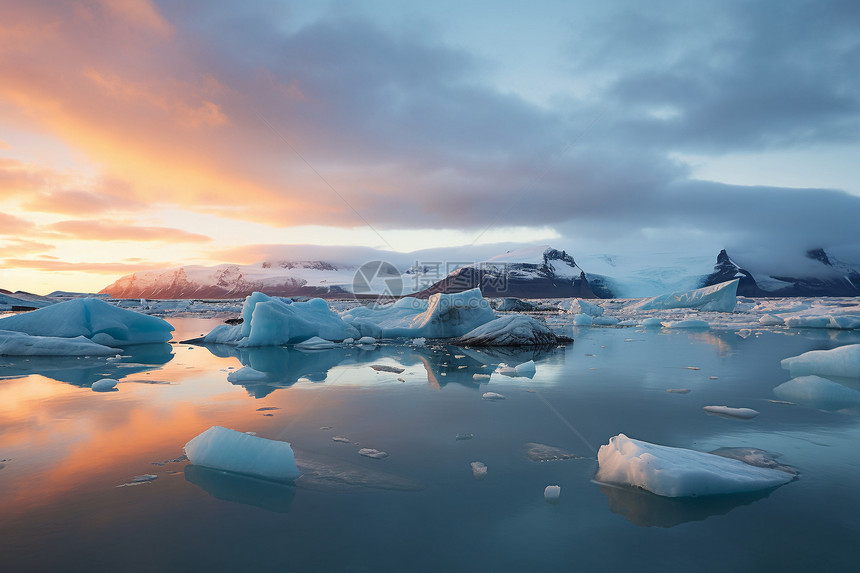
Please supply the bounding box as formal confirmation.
[482,392,506,400]
[91,378,119,392]
[358,448,388,459]
[595,434,793,497]
[184,426,301,482]
[0,298,173,346]
[780,344,860,379]
[773,375,860,411]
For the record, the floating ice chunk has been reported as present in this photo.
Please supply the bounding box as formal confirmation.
[184,426,300,482]
[736,329,753,339]
[342,337,355,344]
[759,314,784,326]
[0,330,118,356]
[544,485,561,504]
[0,298,173,346]
[472,373,491,380]
[357,336,377,345]
[369,364,405,373]
[470,461,487,480]
[92,378,119,392]
[633,279,738,312]
[514,360,536,377]
[596,434,793,497]
[828,316,860,330]
[202,324,245,344]
[661,319,709,329]
[640,318,664,327]
[482,392,506,400]
[455,433,474,441]
[780,344,860,379]
[332,436,351,443]
[410,337,426,346]
[455,314,565,346]
[227,367,267,382]
[666,388,691,394]
[358,448,388,459]
[560,299,604,316]
[239,294,360,346]
[592,316,620,326]
[117,474,158,487]
[573,313,593,326]
[773,375,860,411]
[294,336,338,350]
[703,405,760,419]
[524,442,582,462]
[785,316,832,329]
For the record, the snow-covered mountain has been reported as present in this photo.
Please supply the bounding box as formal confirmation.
[702,248,860,297]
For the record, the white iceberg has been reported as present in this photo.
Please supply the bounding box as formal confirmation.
[573,313,593,326]
[596,434,793,497]
[774,375,860,411]
[544,485,561,504]
[241,293,359,346]
[780,344,860,379]
[0,298,173,346]
[184,426,300,482]
[356,336,377,345]
[759,314,785,326]
[702,405,760,419]
[495,360,536,378]
[785,316,833,329]
[0,330,118,356]
[633,279,739,313]
[640,318,664,327]
[358,448,388,459]
[455,314,564,346]
[91,378,119,392]
[482,392,506,400]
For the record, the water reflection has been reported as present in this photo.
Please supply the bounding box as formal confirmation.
[0,343,174,387]
[184,465,297,513]
[203,342,566,397]
[599,483,776,528]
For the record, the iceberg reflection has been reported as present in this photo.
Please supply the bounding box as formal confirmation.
[599,483,775,528]
[184,464,297,513]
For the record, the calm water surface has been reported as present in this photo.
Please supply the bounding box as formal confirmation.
[1,318,859,572]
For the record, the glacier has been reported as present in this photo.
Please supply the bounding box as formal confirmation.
[0,298,173,346]
[595,434,794,498]
[184,426,301,482]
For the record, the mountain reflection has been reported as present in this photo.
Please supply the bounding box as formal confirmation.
[0,343,174,387]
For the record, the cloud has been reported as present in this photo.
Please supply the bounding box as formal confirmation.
[47,220,212,243]
[1,258,175,274]
[0,213,35,235]
[22,188,144,216]
[0,238,53,255]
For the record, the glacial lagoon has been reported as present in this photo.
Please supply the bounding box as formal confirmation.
[2,317,860,572]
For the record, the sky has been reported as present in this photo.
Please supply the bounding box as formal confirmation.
[2,0,859,294]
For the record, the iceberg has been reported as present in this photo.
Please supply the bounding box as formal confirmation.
[294,336,338,350]
[482,392,506,400]
[780,344,860,379]
[560,299,604,316]
[633,279,739,313]
[595,434,793,497]
[342,289,496,339]
[759,314,784,326]
[454,314,565,346]
[0,298,173,346]
[544,485,561,504]
[773,375,860,411]
[240,293,359,346]
[573,313,593,326]
[0,330,118,356]
[184,426,301,482]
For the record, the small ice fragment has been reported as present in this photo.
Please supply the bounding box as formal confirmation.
[342,337,355,344]
[411,337,426,346]
[455,433,474,441]
[515,360,536,377]
[369,364,405,374]
[759,314,784,326]
[640,318,663,327]
[736,329,753,339]
[256,407,279,411]
[666,388,691,394]
[358,448,388,459]
[332,436,350,443]
[92,378,119,392]
[357,336,377,345]
[482,392,506,401]
[703,405,760,419]
[319,426,333,431]
[544,485,561,504]
[473,373,491,380]
[709,376,719,380]
[117,474,158,487]
[470,461,487,480]
[685,366,701,370]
